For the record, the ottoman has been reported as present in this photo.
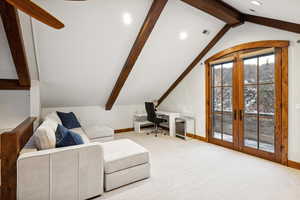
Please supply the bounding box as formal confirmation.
[99,139,150,191]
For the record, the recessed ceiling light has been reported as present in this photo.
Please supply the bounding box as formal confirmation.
[122,12,132,25]
[179,31,188,40]
[251,1,262,6]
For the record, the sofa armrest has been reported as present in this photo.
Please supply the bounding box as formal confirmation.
[17,143,104,200]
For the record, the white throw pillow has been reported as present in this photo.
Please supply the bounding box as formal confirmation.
[44,118,58,132]
[34,119,57,150]
[45,112,62,125]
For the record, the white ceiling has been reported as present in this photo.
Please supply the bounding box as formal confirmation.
[32,0,224,107]
[23,0,299,107]
[224,0,300,24]
[33,0,152,107]
[117,0,224,104]
[0,20,18,79]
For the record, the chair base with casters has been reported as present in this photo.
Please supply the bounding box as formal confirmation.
[146,119,167,137]
[145,102,167,137]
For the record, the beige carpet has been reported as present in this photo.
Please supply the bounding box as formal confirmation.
[96,132,300,200]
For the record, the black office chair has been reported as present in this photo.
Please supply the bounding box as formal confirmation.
[145,102,167,137]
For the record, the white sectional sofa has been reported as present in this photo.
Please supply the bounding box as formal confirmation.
[17,112,150,200]
[18,143,104,200]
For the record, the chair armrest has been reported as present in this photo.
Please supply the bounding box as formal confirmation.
[17,143,104,200]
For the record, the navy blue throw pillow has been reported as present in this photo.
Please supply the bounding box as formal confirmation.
[55,124,69,145]
[55,124,84,148]
[70,131,84,144]
[56,111,81,129]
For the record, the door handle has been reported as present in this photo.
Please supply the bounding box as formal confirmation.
[239,110,243,121]
[234,110,237,120]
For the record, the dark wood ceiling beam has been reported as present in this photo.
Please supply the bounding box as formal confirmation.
[0,79,30,90]
[181,0,242,25]
[105,0,168,110]
[244,14,300,34]
[0,1,31,86]
[157,24,232,106]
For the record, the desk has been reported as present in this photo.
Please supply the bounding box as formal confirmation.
[133,110,180,137]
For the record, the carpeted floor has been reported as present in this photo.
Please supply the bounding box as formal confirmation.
[96,132,300,200]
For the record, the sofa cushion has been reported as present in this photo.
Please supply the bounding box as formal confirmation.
[45,112,62,125]
[34,119,57,150]
[83,126,114,139]
[70,128,90,144]
[57,112,81,129]
[99,139,149,174]
[56,125,84,148]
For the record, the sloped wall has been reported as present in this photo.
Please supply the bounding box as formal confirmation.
[42,105,145,130]
[30,0,224,107]
[0,18,17,79]
[160,22,300,162]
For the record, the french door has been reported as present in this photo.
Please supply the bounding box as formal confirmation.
[206,42,289,164]
[210,61,236,149]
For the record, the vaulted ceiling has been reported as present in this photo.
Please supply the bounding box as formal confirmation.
[1,0,300,108]
[31,0,226,108]
[224,0,300,24]
[117,0,224,105]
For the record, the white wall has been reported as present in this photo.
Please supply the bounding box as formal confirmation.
[18,10,39,80]
[0,15,37,131]
[0,18,17,79]
[0,91,30,130]
[160,22,300,162]
[30,80,41,117]
[0,10,38,80]
[42,104,145,130]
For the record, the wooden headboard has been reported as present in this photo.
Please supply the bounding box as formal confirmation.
[0,117,36,200]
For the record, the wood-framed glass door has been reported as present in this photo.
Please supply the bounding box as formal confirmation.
[205,41,289,164]
[237,51,281,161]
[210,61,236,149]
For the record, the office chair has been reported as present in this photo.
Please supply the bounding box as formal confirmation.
[145,102,167,137]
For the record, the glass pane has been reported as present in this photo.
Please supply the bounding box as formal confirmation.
[223,87,232,112]
[259,84,275,114]
[213,65,222,86]
[222,62,233,86]
[244,58,257,84]
[213,87,222,112]
[223,113,233,142]
[259,54,275,83]
[244,85,257,114]
[213,113,222,139]
[244,115,258,149]
[259,116,275,153]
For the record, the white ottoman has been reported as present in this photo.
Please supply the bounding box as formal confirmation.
[99,139,150,191]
